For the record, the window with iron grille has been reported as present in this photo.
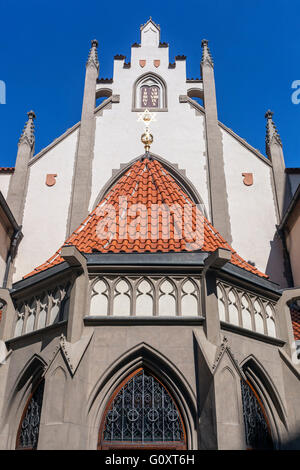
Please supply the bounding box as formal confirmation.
[241,379,273,450]
[16,380,44,450]
[99,369,186,449]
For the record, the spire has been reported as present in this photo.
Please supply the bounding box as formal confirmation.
[265,110,282,158]
[18,110,36,148]
[7,110,36,226]
[201,39,214,68]
[86,39,99,70]
[264,110,289,218]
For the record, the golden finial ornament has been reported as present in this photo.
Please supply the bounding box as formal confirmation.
[137,109,156,152]
[141,129,153,152]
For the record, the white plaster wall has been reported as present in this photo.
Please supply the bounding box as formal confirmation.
[13,129,79,280]
[91,44,209,216]
[0,174,11,198]
[222,128,279,275]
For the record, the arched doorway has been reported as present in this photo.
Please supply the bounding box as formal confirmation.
[98,368,187,450]
[16,379,45,450]
[241,379,273,450]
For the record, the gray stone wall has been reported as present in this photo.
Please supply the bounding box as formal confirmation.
[0,315,299,449]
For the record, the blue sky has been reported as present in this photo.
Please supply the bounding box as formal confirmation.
[0,0,299,167]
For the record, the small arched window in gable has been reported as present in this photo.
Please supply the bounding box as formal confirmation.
[134,74,167,111]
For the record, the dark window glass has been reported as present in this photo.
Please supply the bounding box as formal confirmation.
[102,369,185,446]
[16,380,44,450]
[241,380,273,450]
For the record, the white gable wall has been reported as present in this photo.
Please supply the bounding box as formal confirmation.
[14,128,79,280]
[0,174,11,199]
[221,128,282,278]
[91,43,209,215]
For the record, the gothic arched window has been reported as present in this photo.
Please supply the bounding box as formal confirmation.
[133,74,167,111]
[98,368,186,449]
[241,379,273,450]
[16,379,45,450]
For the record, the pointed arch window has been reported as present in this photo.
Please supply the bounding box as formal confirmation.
[113,278,131,316]
[253,299,264,334]
[159,279,176,316]
[136,279,154,316]
[133,74,167,111]
[241,379,273,450]
[228,289,239,326]
[216,284,226,322]
[90,278,109,316]
[14,304,25,337]
[98,368,186,449]
[181,279,199,316]
[16,379,45,450]
[241,295,252,330]
[265,304,276,337]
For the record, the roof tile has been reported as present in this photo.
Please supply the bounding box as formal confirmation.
[291,308,300,340]
[25,158,268,279]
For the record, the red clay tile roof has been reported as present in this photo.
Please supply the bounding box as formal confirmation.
[291,308,300,340]
[25,158,267,279]
[0,167,14,173]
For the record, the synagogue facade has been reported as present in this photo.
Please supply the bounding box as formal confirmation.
[0,19,299,450]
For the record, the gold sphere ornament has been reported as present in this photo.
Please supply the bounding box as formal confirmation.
[141,130,153,152]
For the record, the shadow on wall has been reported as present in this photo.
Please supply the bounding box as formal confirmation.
[265,171,296,288]
[265,232,290,288]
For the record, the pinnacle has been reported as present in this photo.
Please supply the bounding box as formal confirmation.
[18,110,36,147]
[27,110,36,119]
[201,39,214,67]
[265,109,274,120]
[265,110,282,156]
[87,39,99,70]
